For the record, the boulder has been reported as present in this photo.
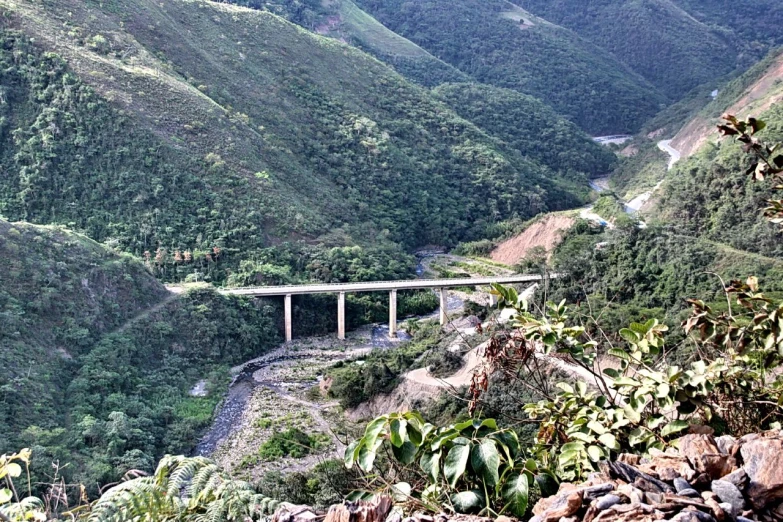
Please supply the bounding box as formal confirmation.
[532,491,583,522]
[679,435,736,480]
[711,480,746,514]
[741,438,783,509]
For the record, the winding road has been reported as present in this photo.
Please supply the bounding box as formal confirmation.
[658,139,681,170]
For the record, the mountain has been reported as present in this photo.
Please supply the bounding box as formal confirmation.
[0,0,596,285]
[229,0,470,87]
[351,0,667,134]
[0,218,281,490]
[513,1,783,101]
[513,0,739,100]
[432,83,617,178]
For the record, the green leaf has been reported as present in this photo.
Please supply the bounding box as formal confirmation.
[391,440,418,465]
[619,328,639,344]
[444,443,471,488]
[0,488,12,504]
[392,482,412,502]
[357,438,382,472]
[390,419,407,448]
[608,348,632,362]
[492,431,520,461]
[587,420,608,435]
[451,490,483,513]
[344,440,361,468]
[431,429,460,451]
[471,439,501,487]
[656,383,671,398]
[661,420,690,437]
[587,445,605,463]
[420,451,441,483]
[363,416,388,449]
[613,377,641,387]
[598,433,620,451]
[502,473,529,518]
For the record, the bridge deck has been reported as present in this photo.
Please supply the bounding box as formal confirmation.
[212,274,547,297]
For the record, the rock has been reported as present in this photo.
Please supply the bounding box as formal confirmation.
[718,502,736,519]
[617,484,645,504]
[711,481,746,514]
[723,470,748,490]
[673,510,717,522]
[736,518,754,522]
[636,476,669,493]
[645,492,664,505]
[675,479,695,493]
[679,435,736,480]
[274,503,321,522]
[533,491,583,522]
[639,455,696,482]
[619,454,642,466]
[690,426,717,436]
[606,461,676,493]
[529,517,543,522]
[558,517,578,522]
[323,496,393,522]
[594,494,622,511]
[580,483,616,501]
[704,498,727,522]
[702,492,719,502]
[716,437,738,457]
[741,438,783,510]
[679,489,702,499]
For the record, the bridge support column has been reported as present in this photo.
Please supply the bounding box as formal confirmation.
[489,290,498,307]
[284,294,293,342]
[439,289,448,326]
[389,290,397,338]
[338,292,346,340]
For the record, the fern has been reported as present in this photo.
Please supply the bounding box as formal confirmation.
[85,455,279,522]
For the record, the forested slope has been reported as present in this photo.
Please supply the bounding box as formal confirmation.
[0,0,591,284]
[432,83,617,178]
[513,0,738,99]
[0,219,281,491]
[351,0,666,134]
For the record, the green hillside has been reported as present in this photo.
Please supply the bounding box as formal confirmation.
[513,0,737,99]
[432,83,617,178]
[0,0,592,285]
[0,219,281,490]
[655,103,783,259]
[351,0,666,134]
[232,0,469,87]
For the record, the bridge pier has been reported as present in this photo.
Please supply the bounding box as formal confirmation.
[389,290,397,338]
[489,291,498,307]
[285,294,292,342]
[338,292,346,340]
[439,289,448,326]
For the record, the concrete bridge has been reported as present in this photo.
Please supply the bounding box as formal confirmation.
[200,274,548,341]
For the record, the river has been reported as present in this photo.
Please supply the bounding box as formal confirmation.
[192,254,472,458]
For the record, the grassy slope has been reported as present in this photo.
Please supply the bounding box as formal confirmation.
[513,0,738,100]
[249,0,470,87]
[0,0,588,282]
[0,218,282,487]
[352,0,666,135]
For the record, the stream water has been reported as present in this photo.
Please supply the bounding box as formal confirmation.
[193,256,465,457]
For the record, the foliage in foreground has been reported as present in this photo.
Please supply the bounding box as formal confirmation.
[344,281,783,516]
[0,453,279,522]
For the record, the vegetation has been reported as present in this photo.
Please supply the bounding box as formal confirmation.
[352,0,665,134]
[513,0,740,99]
[656,106,783,258]
[1,452,281,521]
[0,219,282,494]
[0,3,592,287]
[257,428,329,460]
[432,83,616,179]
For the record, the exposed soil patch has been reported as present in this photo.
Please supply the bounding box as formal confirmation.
[490,214,574,265]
